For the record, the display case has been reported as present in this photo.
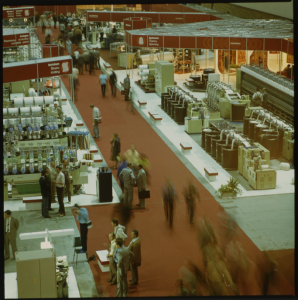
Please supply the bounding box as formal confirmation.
[110,42,126,57]
[118,52,134,68]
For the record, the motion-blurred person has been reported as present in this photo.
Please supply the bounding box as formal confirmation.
[110,133,121,169]
[93,48,100,70]
[45,25,52,43]
[65,36,72,55]
[109,71,117,97]
[72,67,79,101]
[62,159,71,204]
[111,201,133,231]
[283,64,291,76]
[136,164,147,209]
[83,50,90,72]
[117,156,128,192]
[89,52,95,75]
[123,73,130,101]
[124,145,139,176]
[115,238,134,297]
[119,163,135,210]
[59,19,65,36]
[58,38,65,56]
[252,88,262,106]
[162,179,176,228]
[177,266,197,296]
[77,51,84,75]
[183,180,200,224]
[262,251,279,295]
[128,230,141,285]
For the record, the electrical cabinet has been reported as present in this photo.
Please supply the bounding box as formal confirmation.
[16,249,57,298]
[118,52,134,68]
[155,60,174,96]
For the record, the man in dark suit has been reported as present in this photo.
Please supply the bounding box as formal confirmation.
[39,169,51,218]
[128,230,142,286]
[115,238,134,297]
[4,210,19,260]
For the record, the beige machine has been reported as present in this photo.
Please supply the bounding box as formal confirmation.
[16,248,57,298]
[238,143,276,190]
[155,60,174,96]
[118,52,134,68]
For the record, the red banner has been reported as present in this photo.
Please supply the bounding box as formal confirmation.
[3,7,35,19]
[38,59,72,78]
[3,33,30,48]
[3,57,73,84]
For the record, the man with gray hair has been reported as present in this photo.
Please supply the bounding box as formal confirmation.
[90,104,100,139]
[119,162,135,210]
[136,164,147,209]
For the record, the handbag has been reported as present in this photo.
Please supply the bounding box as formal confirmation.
[95,117,102,123]
[138,189,150,199]
[87,220,92,229]
[121,89,129,95]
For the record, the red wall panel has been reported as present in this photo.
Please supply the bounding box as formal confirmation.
[148,36,163,47]
[111,12,135,22]
[132,35,147,47]
[264,38,282,51]
[142,4,151,11]
[164,36,179,48]
[230,38,247,50]
[196,37,212,49]
[213,37,229,50]
[247,38,264,50]
[3,64,37,84]
[180,36,196,49]
[281,39,288,53]
[136,13,159,23]
[160,14,184,24]
[287,40,293,55]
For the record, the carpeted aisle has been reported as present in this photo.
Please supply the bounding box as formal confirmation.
[35,25,294,297]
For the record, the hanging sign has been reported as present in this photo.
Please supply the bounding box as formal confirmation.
[3,33,30,48]
[38,59,72,78]
[3,7,35,19]
[148,35,163,47]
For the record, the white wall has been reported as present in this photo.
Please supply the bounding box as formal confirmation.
[232,1,293,20]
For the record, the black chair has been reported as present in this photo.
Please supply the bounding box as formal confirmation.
[73,236,85,266]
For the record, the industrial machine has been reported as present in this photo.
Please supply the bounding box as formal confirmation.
[243,107,294,161]
[238,64,294,125]
[155,60,174,96]
[137,62,156,92]
[205,81,251,121]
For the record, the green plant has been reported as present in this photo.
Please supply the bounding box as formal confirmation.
[215,177,242,197]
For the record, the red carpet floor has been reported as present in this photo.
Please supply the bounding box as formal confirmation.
[36,26,294,297]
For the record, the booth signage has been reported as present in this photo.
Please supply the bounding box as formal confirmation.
[148,36,163,47]
[3,7,35,19]
[38,59,72,78]
[3,33,30,48]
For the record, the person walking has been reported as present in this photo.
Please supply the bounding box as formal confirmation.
[115,238,134,297]
[77,52,84,75]
[183,180,200,224]
[109,71,117,97]
[45,25,53,43]
[90,105,100,139]
[62,159,71,204]
[53,13,57,29]
[65,36,72,55]
[128,230,142,286]
[54,165,65,217]
[89,52,95,75]
[83,50,90,72]
[106,233,117,285]
[110,133,121,169]
[124,145,139,177]
[123,74,130,101]
[39,169,51,218]
[74,204,89,253]
[59,21,65,36]
[119,163,135,210]
[136,164,147,209]
[45,167,54,211]
[4,210,19,260]
[99,72,108,97]
[49,161,57,204]
[93,48,100,70]
[117,156,128,192]
[162,179,176,228]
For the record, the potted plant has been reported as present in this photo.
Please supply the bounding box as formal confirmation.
[215,177,242,198]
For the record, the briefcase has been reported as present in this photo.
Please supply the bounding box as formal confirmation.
[138,189,150,199]
[121,89,129,95]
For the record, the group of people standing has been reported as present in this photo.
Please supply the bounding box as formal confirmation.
[104,218,142,297]
[39,159,72,218]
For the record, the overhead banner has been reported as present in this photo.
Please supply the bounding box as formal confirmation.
[3,56,73,84]
[3,33,30,48]
[3,7,35,19]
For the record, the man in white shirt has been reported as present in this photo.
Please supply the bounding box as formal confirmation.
[90,104,100,139]
[4,210,19,260]
[54,166,65,217]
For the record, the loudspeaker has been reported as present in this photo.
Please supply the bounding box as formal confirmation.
[97,169,113,202]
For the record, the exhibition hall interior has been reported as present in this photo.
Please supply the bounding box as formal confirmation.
[3,2,295,298]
